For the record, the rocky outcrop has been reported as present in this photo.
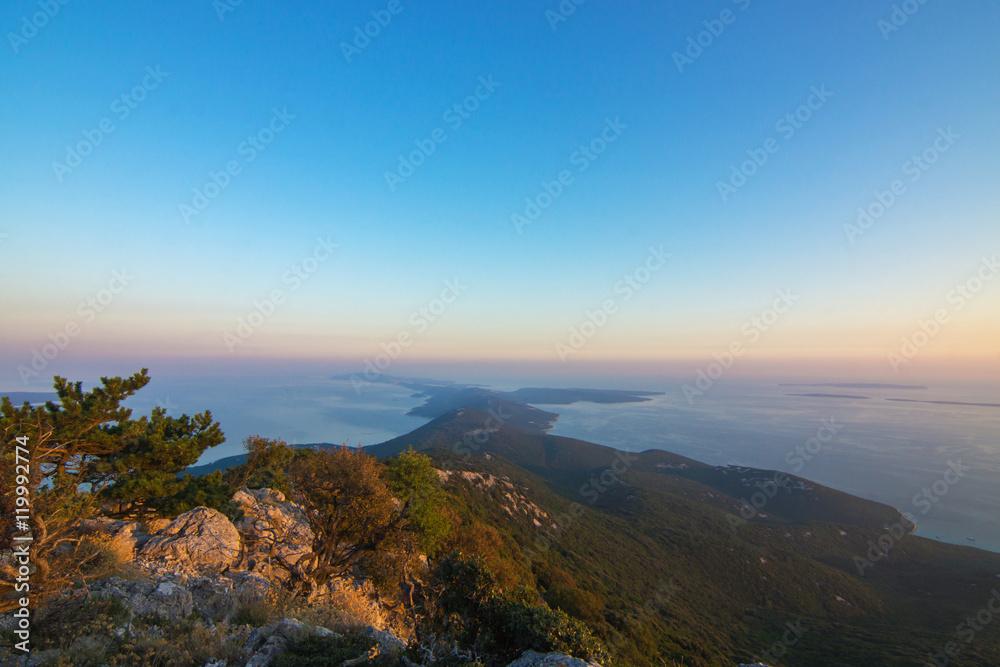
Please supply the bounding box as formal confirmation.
[188,575,238,621]
[80,517,148,553]
[244,618,336,667]
[89,577,194,622]
[139,506,241,573]
[507,651,603,667]
[360,624,407,653]
[232,487,314,582]
[43,489,416,665]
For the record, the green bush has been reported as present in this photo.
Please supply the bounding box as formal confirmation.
[32,595,131,651]
[544,585,605,623]
[226,436,296,494]
[432,553,607,662]
[481,598,607,661]
[271,634,377,666]
[157,471,240,520]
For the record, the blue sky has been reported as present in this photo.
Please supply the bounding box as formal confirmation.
[2,0,999,388]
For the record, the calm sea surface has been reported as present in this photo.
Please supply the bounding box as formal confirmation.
[119,375,1000,553]
[543,381,1000,553]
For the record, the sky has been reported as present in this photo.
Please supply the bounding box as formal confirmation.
[2,0,999,390]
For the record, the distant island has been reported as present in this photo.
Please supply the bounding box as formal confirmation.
[787,393,871,400]
[1,391,59,405]
[886,398,1000,408]
[187,377,665,476]
[780,382,927,390]
[330,374,663,433]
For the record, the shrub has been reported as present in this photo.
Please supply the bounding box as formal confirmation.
[432,553,607,662]
[481,598,607,661]
[544,585,605,624]
[32,595,131,652]
[0,371,224,612]
[155,471,239,520]
[288,447,410,594]
[104,621,253,667]
[231,589,291,627]
[289,591,377,634]
[227,435,295,494]
[385,447,452,556]
[271,633,377,666]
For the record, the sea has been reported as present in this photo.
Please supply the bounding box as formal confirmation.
[105,374,1000,554]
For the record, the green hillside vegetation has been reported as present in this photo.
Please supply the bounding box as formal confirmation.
[371,407,1000,666]
[4,374,1000,666]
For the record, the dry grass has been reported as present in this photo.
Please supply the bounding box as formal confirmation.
[292,599,369,635]
[231,587,292,627]
[74,533,144,582]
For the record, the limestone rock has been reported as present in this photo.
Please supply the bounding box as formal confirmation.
[1,648,64,666]
[361,624,406,653]
[232,487,314,580]
[188,576,237,621]
[144,518,173,534]
[244,618,336,667]
[507,651,603,667]
[90,577,193,622]
[80,517,147,553]
[227,571,273,598]
[140,506,241,573]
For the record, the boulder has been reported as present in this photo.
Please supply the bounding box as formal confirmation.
[140,507,241,573]
[144,518,173,534]
[80,517,147,553]
[245,618,336,667]
[1,648,64,666]
[507,651,603,667]
[360,624,406,653]
[227,571,273,598]
[232,488,314,579]
[188,576,237,621]
[90,577,193,622]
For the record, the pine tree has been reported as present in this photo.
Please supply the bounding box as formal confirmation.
[0,369,224,612]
